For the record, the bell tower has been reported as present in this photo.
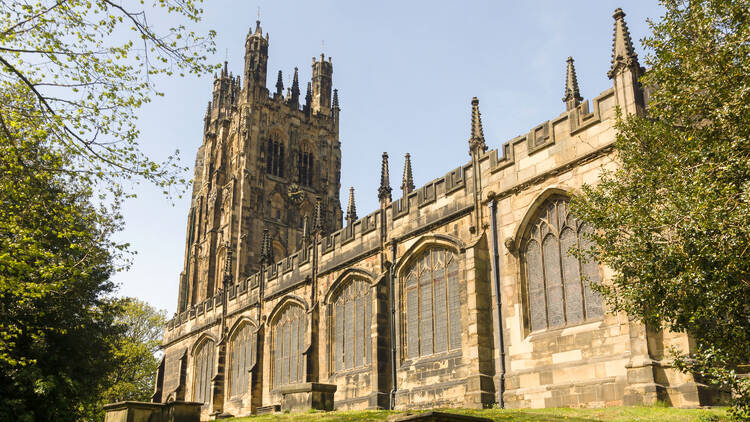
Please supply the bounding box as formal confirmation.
[176,21,343,313]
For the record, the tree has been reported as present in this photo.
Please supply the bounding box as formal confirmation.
[0,85,125,421]
[102,298,167,404]
[0,0,217,196]
[0,1,216,420]
[572,0,750,418]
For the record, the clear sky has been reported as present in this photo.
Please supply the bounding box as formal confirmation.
[112,1,665,316]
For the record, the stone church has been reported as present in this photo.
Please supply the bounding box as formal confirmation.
[154,9,716,419]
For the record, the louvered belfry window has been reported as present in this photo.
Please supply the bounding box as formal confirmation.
[266,134,284,177]
[522,196,604,333]
[298,143,314,187]
[193,339,215,405]
[229,323,256,398]
[272,305,306,387]
[403,247,462,360]
[330,277,372,372]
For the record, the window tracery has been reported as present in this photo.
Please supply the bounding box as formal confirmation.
[329,277,371,372]
[265,133,284,177]
[521,196,604,332]
[229,323,256,398]
[298,142,314,187]
[193,338,215,405]
[402,247,461,360]
[272,304,305,387]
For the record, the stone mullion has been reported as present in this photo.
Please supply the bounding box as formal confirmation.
[416,265,423,357]
[534,227,551,331]
[553,203,569,326]
[575,221,589,321]
[430,252,437,354]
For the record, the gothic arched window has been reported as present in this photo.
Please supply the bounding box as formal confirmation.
[330,277,371,372]
[266,133,284,177]
[402,247,461,360]
[272,304,306,387]
[298,143,314,187]
[193,338,215,405]
[521,196,604,333]
[229,323,256,399]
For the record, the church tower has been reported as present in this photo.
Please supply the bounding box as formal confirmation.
[176,20,343,312]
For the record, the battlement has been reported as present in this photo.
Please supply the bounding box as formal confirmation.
[203,63,337,132]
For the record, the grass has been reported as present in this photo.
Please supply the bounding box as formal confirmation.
[227,406,728,422]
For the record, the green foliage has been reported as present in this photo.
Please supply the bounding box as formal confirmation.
[102,297,166,402]
[0,1,215,419]
[0,0,217,197]
[571,0,750,419]
[91,298,166,420]
[0,86,124,420]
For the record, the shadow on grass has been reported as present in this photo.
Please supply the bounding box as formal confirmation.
[434,408,599,422]
[228,406,728,422]
[231,409,599,422]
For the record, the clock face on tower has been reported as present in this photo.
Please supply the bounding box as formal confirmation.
[287,183,304,206]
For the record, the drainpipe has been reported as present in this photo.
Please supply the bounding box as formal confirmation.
[388,241,398,410]
[487,195,506,408]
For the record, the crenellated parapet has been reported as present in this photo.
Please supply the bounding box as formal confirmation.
[485,86,618,183]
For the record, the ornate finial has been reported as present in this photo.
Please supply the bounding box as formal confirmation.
[313,197,324,234]
[223,61,228,77]
[332,89,339,110]
[254,19,262,36]
[224,241,233,277]
[563,56,583,111]
[469,97,487,154]
[346,187,357,225]
[378,152,392,202]
[608,8,639,79]
[275,70,283,96]
[304,82,312,114]
[290,67,300,104]
[401,153,414,194]
[260,229,273,265]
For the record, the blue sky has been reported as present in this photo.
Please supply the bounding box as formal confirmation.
[113,1,664,315]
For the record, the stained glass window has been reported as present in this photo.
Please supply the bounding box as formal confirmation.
[229,323,256,398]
[265,133,284,177]
[272,305,305,387]
[402,247,461,360]
[521,196,604,333]
[329,278,371,372]
[193,338,215,405]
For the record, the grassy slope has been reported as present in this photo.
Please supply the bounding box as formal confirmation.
[228,406,727,422]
